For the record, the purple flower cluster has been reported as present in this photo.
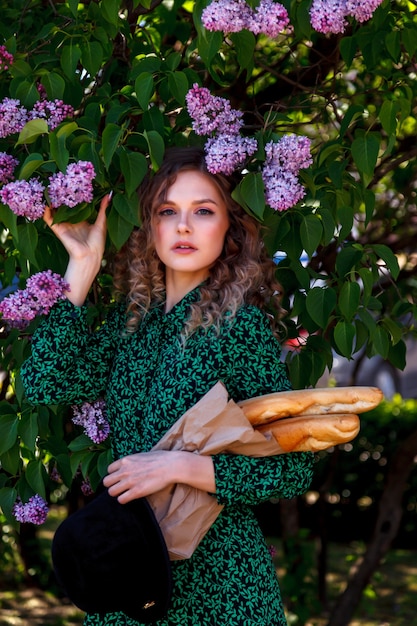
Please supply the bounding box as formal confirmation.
[29,99,74,131]
[262,135,312,211]
[81,477,94,496]
[202,0,289,38]
[48,161,96,208]
[0,45,13,72]
[205,134,257,175]
[72,399,110,444]
[0,270,69,324]
[0,95,74,139]
[0,98,28,138]
[13,494,49,525]
[310,0,383,34]
[0,178,45,220]
[185,84,244,135]
[0,152,19,185]
[186,84,257,175]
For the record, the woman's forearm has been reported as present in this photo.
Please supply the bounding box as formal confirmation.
[64,255,102,306]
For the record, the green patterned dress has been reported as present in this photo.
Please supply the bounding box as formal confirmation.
[21,287,314,626]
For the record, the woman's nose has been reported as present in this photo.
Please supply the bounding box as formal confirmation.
[177,212,192,233]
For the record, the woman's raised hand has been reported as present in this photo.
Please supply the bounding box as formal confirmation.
[44,193,112,306]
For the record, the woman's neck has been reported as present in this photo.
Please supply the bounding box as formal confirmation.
[164,272,206,312]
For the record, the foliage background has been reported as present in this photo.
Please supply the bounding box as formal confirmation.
[0,0,417,623]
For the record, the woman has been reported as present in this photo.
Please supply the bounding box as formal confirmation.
[21,146,314,625]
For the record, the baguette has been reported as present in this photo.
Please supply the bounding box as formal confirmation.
[255,413,360,452]
[239,386,383,426]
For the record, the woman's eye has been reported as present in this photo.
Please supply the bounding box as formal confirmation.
[197,207,214,215]
[158,207,175,216]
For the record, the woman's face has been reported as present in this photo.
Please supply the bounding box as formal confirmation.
[153,170,230,287]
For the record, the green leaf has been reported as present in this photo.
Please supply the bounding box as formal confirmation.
[102,123,123,170]
[18,153,45,180]
[18,412,39,452]
[381,317,403,346]
[0,411,19,455]
[41,72,65,100]
[101,0,120,24]
[16,223,39,267]
[230,30,255,73]
[334,320,355,357]
[16,119,49,145]
[351,134,380,178]
[68,434,94,452]
[387,339,406,371]
[135,72,154,110]
[167,71,189,105]
[119,150,148,197]
[0,487,18,522]
[305,287,337,329]
[340,36,357,66]
[112,192,141,226]
[379,100,398,136]
[49,131,70,172]
[338,281,360,321]
[372,325,389,359]
[60,43,82,80]
[107,206,134,249]
[80,41,104,77]
[335,246,363,278]
[385,30,401,62]
[238,172,265,221]
[358,268,373,305]
[1,443,21,476]
[67,0,79,18]
[300,214,323,257]
[144,130,165,170]
[372,244,400,280]
[26,460,47,499]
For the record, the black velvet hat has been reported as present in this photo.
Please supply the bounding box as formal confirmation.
[51,485,172,623]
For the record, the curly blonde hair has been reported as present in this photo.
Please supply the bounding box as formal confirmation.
[113,146,284,336]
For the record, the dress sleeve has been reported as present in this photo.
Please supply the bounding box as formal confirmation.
[20,298,123,406]
[212,305,314,506]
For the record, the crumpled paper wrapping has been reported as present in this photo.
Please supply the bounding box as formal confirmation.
[148,381,286,560]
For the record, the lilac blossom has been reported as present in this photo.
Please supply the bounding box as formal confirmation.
[202,0,289,38]
[72,399,110,444]
[205,134,258,175]
[29,99,74,130]
[0,152,19,185]
[262,136,312,211]
[309,0,347,34]
[346,0,383,23]
[0,45,13,71]
[0,98,28,138]
[0,178,45,221]
[13,494,49,525]
[47,161,95,208]
[248,0,290,38]
[81,477,94,497]
[202,0,255,33]
[185,84,244,136]
[0,270,69,324]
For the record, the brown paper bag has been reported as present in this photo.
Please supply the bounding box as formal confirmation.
[148,382,284,560]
